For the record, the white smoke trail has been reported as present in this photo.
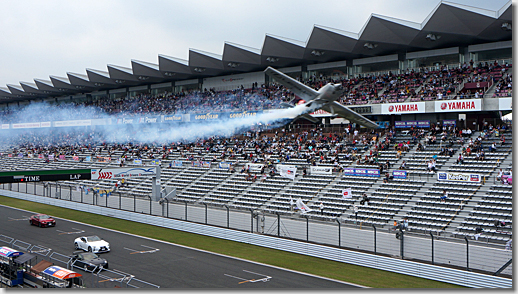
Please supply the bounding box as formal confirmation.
[0,101,311,147]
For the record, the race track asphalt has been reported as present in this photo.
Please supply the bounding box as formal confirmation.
[0,205,363,289]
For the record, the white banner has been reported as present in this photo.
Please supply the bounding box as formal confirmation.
[54,120,92,127]
[498,97,512,110]
[1,124,9,129]
[245,163,263,172]
[91,167,157,180]
[12,122,40,129]
[437,172,481,183]
[310,166,332,175]
[342,188,353,199]
[381,102,425,114]
[435,99,481,113]
[278,165,297,180]
[295,198,312,213]
[40,122,51,128]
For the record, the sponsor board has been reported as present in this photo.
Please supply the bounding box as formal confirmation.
[91,167,157,180]
[1,124,9,129]
[219,162,232,169]
[151,159,161,165]
[40,122,51,127]
[226,111,261,119]
[442,119,456,126]
[343,168,380,177]
[138,116,159,123]
[54,120,92,127]
[310,166,332,175]
[394,120,430,128]
[117,117,136,124]
[163,115,183,122]
[435,99,481,113]
[245,163,264,172]
[194,113,219,121]
[133,159,143,165]
[278,165,297,180]
[376,121,390,129]
[381,102,425,114]
[392,170,407,179]
[437,172,481,183]
[12,122,41,129]
[172,160,183,167]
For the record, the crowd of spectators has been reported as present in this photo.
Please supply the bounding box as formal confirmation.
[0,61,512,125]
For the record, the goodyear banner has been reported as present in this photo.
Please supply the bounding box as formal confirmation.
[437,172,481,183]
[163,114,184,123]
[91,167,157,180]
[343,168,380,177]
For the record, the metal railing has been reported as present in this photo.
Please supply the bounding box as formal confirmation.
[0,188,512,288]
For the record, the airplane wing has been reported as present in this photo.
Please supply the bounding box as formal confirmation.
[264,66,319,102]
[322,101,379,129]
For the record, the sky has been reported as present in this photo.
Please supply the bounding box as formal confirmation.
[0,0,510,88]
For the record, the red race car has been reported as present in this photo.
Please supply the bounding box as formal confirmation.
[29,214,56,227]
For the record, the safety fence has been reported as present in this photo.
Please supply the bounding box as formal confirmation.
[0,187,512,288]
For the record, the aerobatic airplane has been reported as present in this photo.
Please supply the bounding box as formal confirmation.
[264,66,378,129]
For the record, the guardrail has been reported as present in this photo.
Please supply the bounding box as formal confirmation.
[0,190,511,288]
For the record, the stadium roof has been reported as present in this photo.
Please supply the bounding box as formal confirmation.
[0,0,511,101]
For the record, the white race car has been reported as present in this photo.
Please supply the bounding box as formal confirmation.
[74,236,110,253]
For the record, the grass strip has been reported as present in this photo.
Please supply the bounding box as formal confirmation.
[0,195,463,288]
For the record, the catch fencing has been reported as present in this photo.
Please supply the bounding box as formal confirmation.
[0,183,513,288]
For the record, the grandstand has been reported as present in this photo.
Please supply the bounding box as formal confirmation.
[0,0,512,283]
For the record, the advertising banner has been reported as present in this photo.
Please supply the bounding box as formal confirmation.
[435,99,481,113]
[163,114,184,123]
[223,111,262,120]
[343,168,380,177]
[463,82,490,89]
[310,166,333,175]
[38,154,44,159]
[437,172,481,183]
[91,167,157,180]
[392,170,407,179]
[202,162,211,168]
[133,159,143,165]
[245,163,264,172]
[12,122,40,129]
[58,155,66,160]
[278,165,297,180]
[17,153,23,158]
[381,102,426,114]
[54,120,92,127]
[172,160,183,167]
[442,119,456,126]
[97,157,111,162]
[72,156,79,161]
[1,124,9,129]
[218,162,232,169]
[85,156,91,162]
[376,121,390,129]
[138,116,159,124]
[151,159,161,165]
[394,120,430,128]
[342,188,353,199]
[48,154,54,160]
